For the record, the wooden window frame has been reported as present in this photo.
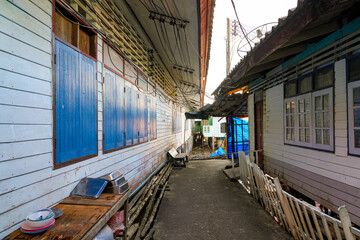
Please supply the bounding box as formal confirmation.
[53,1,97,61]
[52,1,98,169]
[348,80,360,155]
[283,89,334,151]
[312,88,334,151]
[284,97,297,145]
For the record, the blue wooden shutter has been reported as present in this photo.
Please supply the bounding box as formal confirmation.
[144,95,148,141]
[125,86,139,145]
[133,90,139,144]
[139,94,148,142]
[55,40,97,164]
[104,69,125,151]
[150,97,157,140]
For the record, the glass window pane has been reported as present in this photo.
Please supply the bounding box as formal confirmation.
[299,129,305,142]
[286,102,290,114]
[316,129,322,144]
[323,129,330,145]
[323,112,330,128]
[299,99,304,113]
[138,74,148,90]
[315,96,322,111]
[305,114,309,127]
[299,114,304,127]
[353,87,360,106]
[349,54,360,82]
[299,76,312,94]
[355,130,360,148]
[354,108,360,127]
[323,94,329,110]
[305,129,310,143]
[304,98,310,112]
[291,101,295,113]
[291,128,295,141]
[315,113,322,128]
[286,115,294,127]
[285,81,297,98]
[314,67,333,89]
[286,116,290,127]
[286,128,291,140]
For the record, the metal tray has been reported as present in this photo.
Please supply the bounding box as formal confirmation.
[70,178,108,199]
[99,170,122,181]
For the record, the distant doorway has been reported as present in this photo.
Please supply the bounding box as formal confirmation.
[227,117,249,159]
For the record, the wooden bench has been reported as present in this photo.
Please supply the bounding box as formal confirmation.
[5,191,130,240]
[167,148,188,167]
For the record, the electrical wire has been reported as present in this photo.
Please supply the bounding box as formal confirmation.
[230,0,252,50]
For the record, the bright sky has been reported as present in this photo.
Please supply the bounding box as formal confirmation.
[204,0,298,104]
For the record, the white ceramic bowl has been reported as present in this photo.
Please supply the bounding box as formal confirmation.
[26,209,54,228]
[27,209,53,221]
[26,215,54,228]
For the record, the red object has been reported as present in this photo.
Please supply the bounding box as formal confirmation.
[107,211,125,234]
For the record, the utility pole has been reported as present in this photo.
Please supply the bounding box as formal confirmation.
[226,18,230,76]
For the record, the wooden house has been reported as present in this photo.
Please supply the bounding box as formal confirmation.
[0,0,214,237]
[213,0,360,227]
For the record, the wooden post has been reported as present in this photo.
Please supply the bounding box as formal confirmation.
[123,198,129,240]
[183,118,186,153]
[338,206,355,240]
[274,178,299,240]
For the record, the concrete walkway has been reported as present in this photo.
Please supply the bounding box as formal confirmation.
[153,160,292,240]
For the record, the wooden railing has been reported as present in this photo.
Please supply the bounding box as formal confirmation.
[229,151,360,240]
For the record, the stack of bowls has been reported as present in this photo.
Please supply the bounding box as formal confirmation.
[20,209,55,234]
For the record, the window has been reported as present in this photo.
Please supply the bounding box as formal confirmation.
[150,97,157,140]
[172,104,182,133]
[54,5,97,166]
[348,53,360,155]
[138,73,148,90]
[103,68,125,152]
[103,41,155,151]
[283,65,334,151]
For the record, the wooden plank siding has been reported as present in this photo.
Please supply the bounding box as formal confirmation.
[247,59,360,226]
[0,1,192,238]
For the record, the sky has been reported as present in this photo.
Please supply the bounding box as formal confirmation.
[204,0,298,104]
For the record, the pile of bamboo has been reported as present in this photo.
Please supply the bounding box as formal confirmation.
[119,163,173,240]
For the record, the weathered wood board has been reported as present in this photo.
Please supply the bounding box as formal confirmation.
[4,192,129,240]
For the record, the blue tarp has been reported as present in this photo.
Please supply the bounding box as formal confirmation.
[227,117,249,159]
[210,147,226,157]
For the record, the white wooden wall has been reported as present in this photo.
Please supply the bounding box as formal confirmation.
[0,1,191,238]
[247,59,360,225]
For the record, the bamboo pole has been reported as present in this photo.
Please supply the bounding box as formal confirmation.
[141,181,169,237]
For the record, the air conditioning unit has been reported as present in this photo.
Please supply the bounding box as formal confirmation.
[220,123,226,133]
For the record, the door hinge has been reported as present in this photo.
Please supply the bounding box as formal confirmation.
[124,87,126,93]
[54,138,57,148]
[54,54,56,64]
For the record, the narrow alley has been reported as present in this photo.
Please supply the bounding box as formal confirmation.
[153,160,291,240]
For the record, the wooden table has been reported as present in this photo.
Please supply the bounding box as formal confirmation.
[5,191,130,240]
